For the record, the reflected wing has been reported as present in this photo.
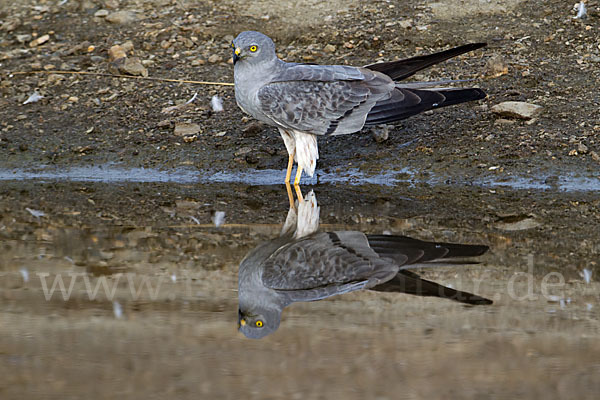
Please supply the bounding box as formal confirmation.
[366,235,492,305]
[258,65,394,136]
[372,270,492,305]
[366,234,488,265]
[261,231,399,301]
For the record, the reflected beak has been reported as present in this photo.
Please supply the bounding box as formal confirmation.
[238,309,246,328]
[233,47,241,65]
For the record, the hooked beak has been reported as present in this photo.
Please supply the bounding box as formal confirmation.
[233,47,241,65]
[238,309,246,328]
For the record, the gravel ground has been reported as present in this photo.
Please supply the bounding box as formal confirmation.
[1,0,599,179]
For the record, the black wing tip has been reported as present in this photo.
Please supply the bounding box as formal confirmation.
[365,42,487,81]
[447,42,487,54]
[436,87,488,104]
[460,296,494,306]
[462,244,489,257]
[459,294,494,305]
[433,243,489,259]
[436,283,494,306]
[366,235,489,256]
[464,42,488,50]
[473,88,487,100]
[365,87,487,126]
[371,271,494,305]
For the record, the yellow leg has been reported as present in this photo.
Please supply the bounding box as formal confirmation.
[293,165,303,186]
[294,182,303,202]
[284,152,295,184]
[293,165,303,202]
[285,182,295,210]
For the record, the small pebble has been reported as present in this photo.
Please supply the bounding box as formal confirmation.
[94,9,109,17]
[491,101,543,120]
[29,34,50,47]
[323,44,336,53]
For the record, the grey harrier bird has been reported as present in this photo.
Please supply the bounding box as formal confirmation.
[238,191,492,339]
[232,31,486,186]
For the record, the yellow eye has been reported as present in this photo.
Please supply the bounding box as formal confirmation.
[231,42,235,49]
[255,320,263,327]
[249,45,258,52]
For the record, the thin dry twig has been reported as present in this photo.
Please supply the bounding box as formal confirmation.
[8,70,234,86]
[164,223,347,229]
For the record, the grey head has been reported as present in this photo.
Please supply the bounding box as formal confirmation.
[238,305,282,339]
[237,237,290,339]
[232,31,277,66]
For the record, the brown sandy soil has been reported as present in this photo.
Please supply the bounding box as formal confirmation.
[1,1,600,399]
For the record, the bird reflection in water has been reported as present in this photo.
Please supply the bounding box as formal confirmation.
[238,190,492,339]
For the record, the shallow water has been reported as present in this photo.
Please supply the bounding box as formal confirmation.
[1,175,599,399]
[1,164,600,192]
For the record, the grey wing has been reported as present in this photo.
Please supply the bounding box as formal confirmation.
[258,65,394,136]
[261,231,399,301]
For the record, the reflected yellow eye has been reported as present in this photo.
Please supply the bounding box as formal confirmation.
[249,45,258,52]
[255,320,263,327]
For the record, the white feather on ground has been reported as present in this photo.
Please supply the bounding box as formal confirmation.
[23,92,43,104]
[211,95,224,112]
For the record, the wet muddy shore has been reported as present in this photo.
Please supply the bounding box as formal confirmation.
[2,178,600,399]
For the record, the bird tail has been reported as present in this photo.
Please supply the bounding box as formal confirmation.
[364,43,486,81]
[364,87,486,126]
